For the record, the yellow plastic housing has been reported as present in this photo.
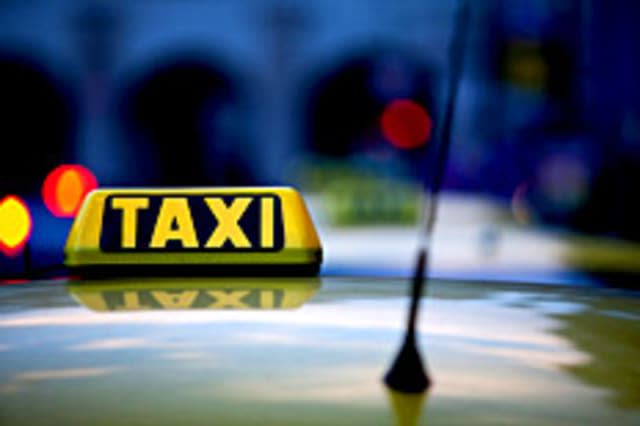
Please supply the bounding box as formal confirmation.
[64,187,322,276]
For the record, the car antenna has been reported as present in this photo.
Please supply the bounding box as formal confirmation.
[384,0,470,394]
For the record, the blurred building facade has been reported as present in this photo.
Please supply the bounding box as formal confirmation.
[1,0,639,240]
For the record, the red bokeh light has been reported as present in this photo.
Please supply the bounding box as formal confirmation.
[380,99,432,149]
[1,279,30,285]
[42,165,98,218]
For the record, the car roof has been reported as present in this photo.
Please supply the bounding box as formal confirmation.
[1,277,639,425]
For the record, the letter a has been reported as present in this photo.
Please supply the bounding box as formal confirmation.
[150,198,199,248]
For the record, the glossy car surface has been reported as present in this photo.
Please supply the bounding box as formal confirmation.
[1,277,639,425]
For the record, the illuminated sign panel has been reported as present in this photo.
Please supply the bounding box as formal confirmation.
[65,187,322,276]
[100,195,283,252]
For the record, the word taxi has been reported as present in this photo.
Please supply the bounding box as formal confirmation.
[100,194,284,252]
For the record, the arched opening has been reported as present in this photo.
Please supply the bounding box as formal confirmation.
[0,54,76,195]
[118,56,253,186]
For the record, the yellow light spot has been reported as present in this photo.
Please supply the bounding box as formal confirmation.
[0,196,32,255]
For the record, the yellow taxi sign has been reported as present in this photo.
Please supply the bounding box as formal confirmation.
[67,277,321,311]
[64,187,322,276]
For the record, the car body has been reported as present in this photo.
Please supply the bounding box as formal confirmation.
[1,276,638,425]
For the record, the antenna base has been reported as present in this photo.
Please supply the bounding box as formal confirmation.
[384,336,431,394]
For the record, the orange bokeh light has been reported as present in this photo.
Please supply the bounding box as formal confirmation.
[0,195,32,257]
[380,99,432,149]
[42,165,98,218]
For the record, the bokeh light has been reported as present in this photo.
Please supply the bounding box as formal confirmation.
[380,99,432,149]
[42,165,98,218]
[511,182,533,225]
[537,153,589,214]
[0,195,32,257]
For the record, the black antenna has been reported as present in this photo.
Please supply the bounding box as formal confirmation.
[384,0,470,394]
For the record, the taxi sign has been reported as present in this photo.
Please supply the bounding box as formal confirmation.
[67,277,321,311]
[64,187,322,276]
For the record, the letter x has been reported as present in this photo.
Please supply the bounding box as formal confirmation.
[205,198,251,248]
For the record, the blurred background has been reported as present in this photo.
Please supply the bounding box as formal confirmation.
[1,0,639,285]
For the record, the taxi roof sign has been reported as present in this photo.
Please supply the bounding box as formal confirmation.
[64,187,322,276]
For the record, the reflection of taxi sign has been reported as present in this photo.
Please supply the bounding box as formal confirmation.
[67,277,321,311]
[65,188,322,276]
